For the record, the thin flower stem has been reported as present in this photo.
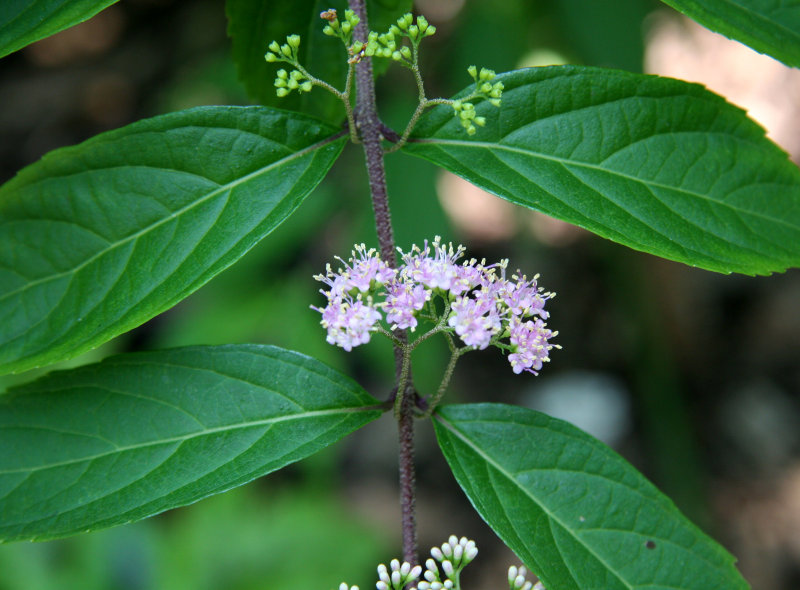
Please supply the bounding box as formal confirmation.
[349,0,418,567]
[393,344,413,418]
[421,334,465,417]
[293,62,359,143]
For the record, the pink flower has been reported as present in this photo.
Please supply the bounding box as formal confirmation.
[313,239,557,375]
[507,316,556,374]
[384,280,431,330]
[448,291,501,349]
[313,296,382,351]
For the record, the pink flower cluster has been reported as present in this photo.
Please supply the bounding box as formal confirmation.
[312,238,557,374]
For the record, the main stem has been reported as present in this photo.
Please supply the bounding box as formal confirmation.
[350,0,418,567]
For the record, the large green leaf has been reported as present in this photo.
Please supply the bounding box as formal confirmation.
[402,66,800,275]
[0,0,118,59]
[434,403,748,590]
[0,106,346,376]
[226,0,412,123]
[659,0,800,69]
[0,344,382,542]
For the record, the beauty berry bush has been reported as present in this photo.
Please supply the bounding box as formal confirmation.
[1,1,800,589]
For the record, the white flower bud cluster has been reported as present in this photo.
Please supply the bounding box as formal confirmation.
[337,538,545,590]
[418,535,478,590]
[376,559,422,590]
[508,565,545,590]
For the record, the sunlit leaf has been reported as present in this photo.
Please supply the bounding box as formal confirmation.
[434,403,749,590]
[0,106,346,375]
[0,344,381,542]
[403,66,800,275]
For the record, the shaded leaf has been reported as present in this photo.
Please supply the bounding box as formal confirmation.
[660,0,800,68]
[434,403,749,590]
[402,66,800,275]
[0,344,381,542]
[226,0,412,123]
[0,0,118,59]
[0,106,346,375]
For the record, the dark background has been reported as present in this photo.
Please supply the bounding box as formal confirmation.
[1,1,799,588]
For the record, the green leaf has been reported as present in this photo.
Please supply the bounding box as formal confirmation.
[434,403,749,590]
[226,0,412,123]
[0,106,346,376]
[402,66,800,275]
[0,344,381,542]
[659,0,800,69]
[0,0,118,59]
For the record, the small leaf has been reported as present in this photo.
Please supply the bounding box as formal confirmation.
[659,0,800,69]
[0,106,346,376]
[0,0,119,59]
[403,66,800,275]
[434,403,749,590]
[0,344,382,542]
[226,0,412,123]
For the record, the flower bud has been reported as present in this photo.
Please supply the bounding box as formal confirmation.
[264,52,277,62]
[287,34,300,49]
[344,9,359,25]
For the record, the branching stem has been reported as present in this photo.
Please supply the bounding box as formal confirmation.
[349,0,418,567]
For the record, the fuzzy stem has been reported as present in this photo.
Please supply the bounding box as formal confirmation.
[350,0,418,567]
[421,333,464,418]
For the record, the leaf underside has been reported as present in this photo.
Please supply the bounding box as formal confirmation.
[403,66,800,275]
[0,106,346,375]
[0,344,381,543]
[659,0,800,69]
[0,0,119,59]
[434,403,749,590]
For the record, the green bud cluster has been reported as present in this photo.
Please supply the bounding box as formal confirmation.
[265,35,315,97]
[321,8,360,46]
[468,65,504,107]
[264,34,301,64]
[452,100,485,135]
[362,13,436,65]
[448,66,504,135]
[274,68,312,96]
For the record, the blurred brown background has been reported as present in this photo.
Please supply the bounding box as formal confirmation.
[1,1,799,588]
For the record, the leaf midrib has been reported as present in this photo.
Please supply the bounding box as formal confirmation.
[409,137,797,231]
[1,405,371,475]
[0,132,342,306]
[436,412,634,590]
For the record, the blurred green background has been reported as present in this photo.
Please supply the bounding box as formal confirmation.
[1,0,800,588]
